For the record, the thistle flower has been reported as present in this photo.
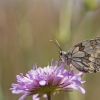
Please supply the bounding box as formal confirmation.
[10,60,85,100]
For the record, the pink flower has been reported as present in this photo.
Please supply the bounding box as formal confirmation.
[10,60,85,100]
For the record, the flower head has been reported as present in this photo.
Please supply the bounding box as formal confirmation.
[10,60,85,100]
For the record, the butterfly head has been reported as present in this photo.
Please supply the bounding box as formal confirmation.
[59,51,68,62]
[50,39,68,63]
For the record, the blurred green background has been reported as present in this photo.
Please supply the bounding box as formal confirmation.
[0,0,100,100]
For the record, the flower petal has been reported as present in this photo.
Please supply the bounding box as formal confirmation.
[19,93,29,100]
[39,80,46,86]
[32,94,40,100]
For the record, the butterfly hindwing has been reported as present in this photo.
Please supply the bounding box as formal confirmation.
[68,36,100,73]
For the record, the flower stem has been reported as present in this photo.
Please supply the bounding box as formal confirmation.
[47,93,51,100]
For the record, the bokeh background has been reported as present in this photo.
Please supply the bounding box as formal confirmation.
[0,0,100,100]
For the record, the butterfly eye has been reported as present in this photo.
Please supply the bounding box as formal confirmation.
[60,52,62,56]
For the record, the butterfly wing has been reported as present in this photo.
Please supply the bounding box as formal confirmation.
[68,36,100,73]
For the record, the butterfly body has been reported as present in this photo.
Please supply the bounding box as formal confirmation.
[59,51,89,73]
[59,36,100,73]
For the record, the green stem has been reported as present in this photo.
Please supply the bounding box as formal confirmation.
[47,93,51,100]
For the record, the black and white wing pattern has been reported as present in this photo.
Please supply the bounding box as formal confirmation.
[68,36,100,73]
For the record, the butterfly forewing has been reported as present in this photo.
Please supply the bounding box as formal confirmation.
[68,36,100,73]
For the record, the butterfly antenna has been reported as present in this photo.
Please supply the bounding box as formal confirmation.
[50,39,62,51]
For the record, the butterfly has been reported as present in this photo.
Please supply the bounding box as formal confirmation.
[51,36,100,73]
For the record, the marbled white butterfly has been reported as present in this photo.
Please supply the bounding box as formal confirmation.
[51,36,100,73]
